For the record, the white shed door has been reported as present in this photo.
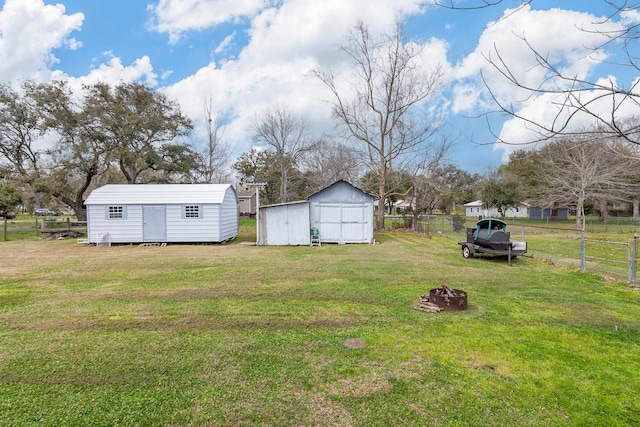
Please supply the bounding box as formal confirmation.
[316,203,367,243]
[341,204,366,242]
[266,204,310,245]
[143,206,166,242]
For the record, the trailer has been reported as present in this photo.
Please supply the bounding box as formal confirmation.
[458,218,527,261]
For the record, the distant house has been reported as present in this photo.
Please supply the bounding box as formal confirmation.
[464,200,529,218]
[237,189,257,217]
[394,199,414,213]
[258,180,374,245]
[464,200,484,217]
[84,184,238,244]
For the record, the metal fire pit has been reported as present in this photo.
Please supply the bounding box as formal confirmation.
[428,286,468,311]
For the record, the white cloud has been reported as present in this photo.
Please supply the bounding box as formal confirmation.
[454,6,621,105]
[621,8,640,25]
[241,0,424,67]
[214,32,236,54]
[451,5,631,159]
[0,0,83,83]
[494,74,640,162]
[148,0,270,44]
[52,56,158,92]
[161,70,174,81]
[162,0,437,157]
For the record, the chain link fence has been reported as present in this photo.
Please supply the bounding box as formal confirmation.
[414,215,639,284]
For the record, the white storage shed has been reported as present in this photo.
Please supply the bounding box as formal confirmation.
[308,181,374,244]
[258,201,310,246]
[84,184,238,244]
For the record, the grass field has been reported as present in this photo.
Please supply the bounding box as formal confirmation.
[1,222,639,426]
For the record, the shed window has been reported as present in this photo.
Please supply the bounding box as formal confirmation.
[184,205,202,219]
[107,206,126,220]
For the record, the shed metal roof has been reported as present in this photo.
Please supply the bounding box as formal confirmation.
[306,180,373,200]
[85,184,236,205]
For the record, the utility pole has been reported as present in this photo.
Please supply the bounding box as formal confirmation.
[246,182,266,245]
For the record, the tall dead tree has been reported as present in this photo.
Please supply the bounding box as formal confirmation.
[314,21,443,230]
[405,137,451,231]
[199,97,230,183]
[302,139,362,193]
[251,104,313,203]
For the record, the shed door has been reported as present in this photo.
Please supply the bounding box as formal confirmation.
[341,204,366,242]
[265,204,310,245]
[143,206,166,242]
[316,203,367,243]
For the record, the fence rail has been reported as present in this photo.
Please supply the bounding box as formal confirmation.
[2,217,87,241]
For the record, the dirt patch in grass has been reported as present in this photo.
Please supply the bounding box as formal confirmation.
[343,338,366,349]
[294,389,354,426]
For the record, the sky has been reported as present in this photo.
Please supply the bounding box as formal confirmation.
[1,0,637,175]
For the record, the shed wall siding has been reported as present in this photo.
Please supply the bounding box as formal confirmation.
[219,188,239,241]
[165,205,221,242]
[529,207,569,220]
[87,205,143,243]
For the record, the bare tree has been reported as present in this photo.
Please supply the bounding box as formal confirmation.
[405,138,451,231]
[442,1,640,146]
[434,0,530,9]
[314,20,444,230]
[531,136,636,230]
[301,139,362,193]
[251,104,314,203]
[198,97,230,183]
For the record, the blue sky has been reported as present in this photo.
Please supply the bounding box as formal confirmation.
[2,0,637,177]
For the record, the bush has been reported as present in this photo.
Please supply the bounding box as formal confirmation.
[390,215,412,229]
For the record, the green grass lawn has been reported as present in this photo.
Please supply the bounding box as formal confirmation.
[0,226,639,426]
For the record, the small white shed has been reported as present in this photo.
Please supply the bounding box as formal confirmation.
[308,180,374,244]
[84,184,238,244]
[258,201,310,246]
